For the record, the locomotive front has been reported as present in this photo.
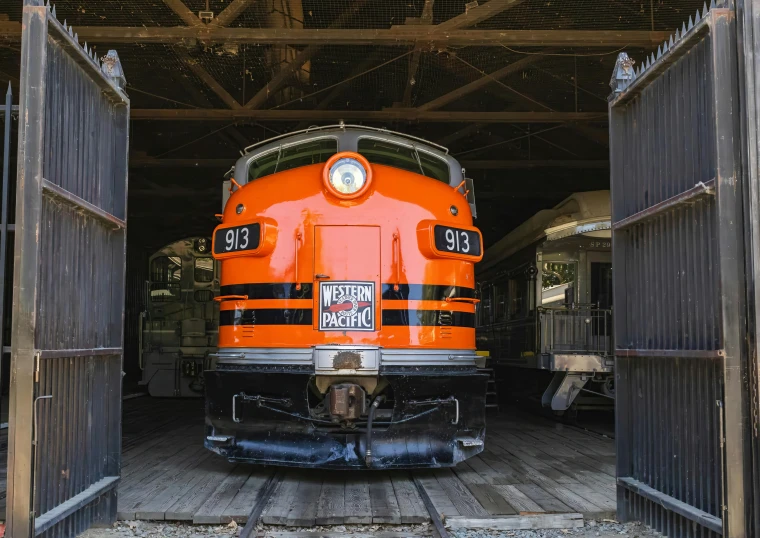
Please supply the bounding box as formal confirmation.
[205,126,487,469]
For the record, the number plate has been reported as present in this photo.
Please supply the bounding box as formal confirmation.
[434,225,481,256]
[213,223,261,254]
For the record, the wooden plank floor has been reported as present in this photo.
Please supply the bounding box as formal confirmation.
[0,397,616,524]
[115,398,617,525]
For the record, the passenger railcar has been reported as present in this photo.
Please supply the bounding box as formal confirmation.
[205,125,486,469]
[476,191,613,413]
[140,237,220,397]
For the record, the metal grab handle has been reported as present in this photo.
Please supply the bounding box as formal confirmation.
[214,294,248,302]
[295,231,302,291]
[233,393,241,423]
[445,297,481,305]
[393,233,401,291]
[33,395,53,446]
[138,311,145,370]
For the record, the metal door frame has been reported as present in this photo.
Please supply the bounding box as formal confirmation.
[9,2,129,536]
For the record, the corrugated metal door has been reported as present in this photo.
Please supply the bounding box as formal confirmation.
[8,2,130,537]
[609,5,749,538]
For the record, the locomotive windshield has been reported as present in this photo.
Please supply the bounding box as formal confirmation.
[248,138,338,181]
[357,138,450,183]
[149,256,182,301]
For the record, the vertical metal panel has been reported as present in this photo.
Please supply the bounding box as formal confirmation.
[610,6,749,538]
[9,2,129,537]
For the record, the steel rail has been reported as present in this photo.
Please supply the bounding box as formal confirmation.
[412,474,449,538]
[238,469,286,538]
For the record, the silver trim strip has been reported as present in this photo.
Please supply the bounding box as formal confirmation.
[215,347,477,367]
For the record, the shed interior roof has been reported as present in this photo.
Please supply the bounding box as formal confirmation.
[0,0,707,250]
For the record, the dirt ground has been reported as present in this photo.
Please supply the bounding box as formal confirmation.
[79,519,662,538]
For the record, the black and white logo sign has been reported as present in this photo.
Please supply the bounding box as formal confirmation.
[319,281,375,331]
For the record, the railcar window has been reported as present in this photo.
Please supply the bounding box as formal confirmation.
[357,138,450,183]
[541,262,576,305]
[477,285,493,326]
[194,290,214,302]
[150,256,182,302]
[508,278,528,318]
[493,283,507,322]
[248,139,337,181]
[194,257,214,283]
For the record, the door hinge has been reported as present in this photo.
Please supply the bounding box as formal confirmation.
[34,351,41,383]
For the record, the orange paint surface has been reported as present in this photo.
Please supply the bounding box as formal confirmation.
[213,154,481,350]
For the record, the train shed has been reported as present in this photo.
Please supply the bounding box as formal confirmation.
[1,1,760,537]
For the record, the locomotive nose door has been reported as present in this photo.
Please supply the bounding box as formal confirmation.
[314,226,381,333]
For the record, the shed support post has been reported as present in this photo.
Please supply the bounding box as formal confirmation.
[7,2,48,538]
[735,0,760,535]
[711,10,749,538]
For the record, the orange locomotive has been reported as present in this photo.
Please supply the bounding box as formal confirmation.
[205,125,487,469]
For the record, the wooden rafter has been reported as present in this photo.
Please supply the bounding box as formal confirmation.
[162,0,202,27]
[165,57,250,149]
[418,53,548,112]
[436,0,528,30]
[402,0,436,107]
[209,0,257,27]
[176,50,242,110]
[243,0,369,110]
[129,109,605,122]
[293,53,386,130]
[0,23,670,47]
[244,47,313,109]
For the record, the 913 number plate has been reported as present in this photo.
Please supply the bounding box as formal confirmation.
[434,225,481,256]
[214,223,261,254]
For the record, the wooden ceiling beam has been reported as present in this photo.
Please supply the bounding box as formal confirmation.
[436,0,527,30]
[243,0,368,110]
[162,0,203,27]
[401,0,436,107]
[418,53,550,112]
[175,50,242,109]
[208,0,257,27]
[129,109,606,122]
[0,23,669,47]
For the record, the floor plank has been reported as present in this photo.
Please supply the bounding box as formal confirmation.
[434,469,489,517]
[285,474,323,526]
[369,474,401,524]
[344,473,372,524]
[193,466,252,524]
[388,472,428,524]
[262,473,302,525]
[220,469,274,524]
[492,485,545,513]
[465,484,517,515]
[315,477,346,525]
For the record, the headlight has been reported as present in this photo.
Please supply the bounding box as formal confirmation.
[329,158,367,194]
[323,152,373,199]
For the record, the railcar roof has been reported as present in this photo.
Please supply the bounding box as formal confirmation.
[479,190,611,274]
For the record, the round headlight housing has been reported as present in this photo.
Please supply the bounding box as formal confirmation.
[329,158,366,194]
[323,152,373,199]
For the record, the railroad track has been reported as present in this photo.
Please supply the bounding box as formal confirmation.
[238,470,450,538]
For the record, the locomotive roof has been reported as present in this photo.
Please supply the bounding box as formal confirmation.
[232,124,465,188]
[478,190,611,274]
